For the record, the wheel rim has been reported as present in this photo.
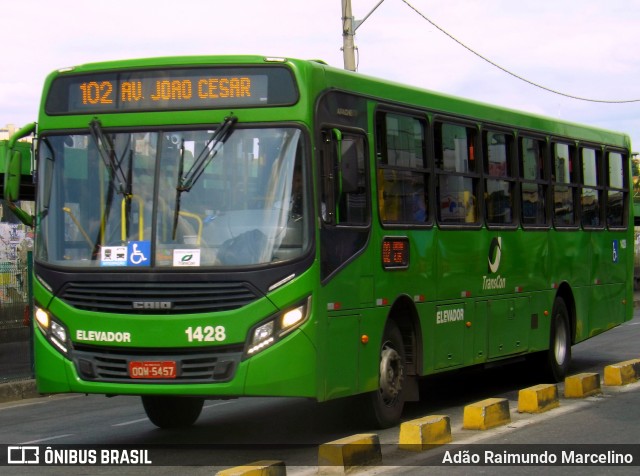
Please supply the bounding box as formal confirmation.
[553,318,568,366]
[379,342,404,406]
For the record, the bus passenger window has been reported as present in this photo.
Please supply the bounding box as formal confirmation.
[552,143,578,227]
[435,122,479,225]
[484,131,515,226]
[375,112,429,225]
[607,151,627,228]
[519,137,548,227]
[580,148,602,228]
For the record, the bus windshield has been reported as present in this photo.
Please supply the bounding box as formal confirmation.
[35,126,310,268]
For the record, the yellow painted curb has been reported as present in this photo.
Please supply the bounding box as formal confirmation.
[564,372,602,398]
[463,397,510,430]
[604,359,640,386]
[518,383,560,413]
[216,460,286,476]
[398,415,452,451]
[318,433,382,474]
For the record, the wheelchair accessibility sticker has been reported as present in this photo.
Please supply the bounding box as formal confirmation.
[128,241,150,266]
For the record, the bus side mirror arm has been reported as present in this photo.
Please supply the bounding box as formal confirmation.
[4,122,36,226]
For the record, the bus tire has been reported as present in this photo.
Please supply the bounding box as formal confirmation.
[141,396,204,428]
[366,320,406,429]
[545,297,572,382]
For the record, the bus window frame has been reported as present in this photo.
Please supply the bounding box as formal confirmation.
[604,147,629,230]
[481,127,518,230]
[578,144,606,230]
[551,139,580,230]
[374,106,434,230]
[433,116,483,230]
[518,134,551,230]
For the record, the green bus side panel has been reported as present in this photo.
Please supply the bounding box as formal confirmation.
[324,313,360,399]
[574,283,627,340]
[484,297,530,359]
[548,231,591,289]
[432,302,467,369]
[435,230,487,299]
[526,290,555,352]
[322,308,388,400]
[320,306,386,402]
[500,230,549,293]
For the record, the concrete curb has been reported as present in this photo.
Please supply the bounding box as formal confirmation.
[462,397,511,431]
[398,415,452,451]
[216,460,286,476]
[317,434,382,474]
[518,383,560,413]
[0,379,39,403]
[604,359,640,386]
[564,372,602,398]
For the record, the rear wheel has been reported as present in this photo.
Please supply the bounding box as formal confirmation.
[366,320,406,429]
[545,297,572,381]
[141,396,204,428]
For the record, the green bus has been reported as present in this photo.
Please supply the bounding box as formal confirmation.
[4,55,633,429]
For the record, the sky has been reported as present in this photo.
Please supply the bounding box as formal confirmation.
[2,0,639,151]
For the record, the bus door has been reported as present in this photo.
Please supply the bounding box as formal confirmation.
[318,128,375,399]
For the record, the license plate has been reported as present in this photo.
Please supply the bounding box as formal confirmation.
[129,361,177,379]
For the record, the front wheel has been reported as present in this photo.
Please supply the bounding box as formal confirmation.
[141,396,204,428]
[365,320,406,429]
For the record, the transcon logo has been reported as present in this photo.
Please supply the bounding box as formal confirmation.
[132,301,173,310]
[488,237,502,274]
[484,236,506,290]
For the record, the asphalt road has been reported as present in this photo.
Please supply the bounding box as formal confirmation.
[0,309,638,475]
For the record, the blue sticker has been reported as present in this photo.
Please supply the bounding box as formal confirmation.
[128,241,151,266]
[612,240,619,263]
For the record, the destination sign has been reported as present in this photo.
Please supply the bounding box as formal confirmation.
[46,66,298,114]
[382,236,410,269]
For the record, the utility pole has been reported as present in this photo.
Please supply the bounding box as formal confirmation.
[341,0,386,72]
[341,0,357,71]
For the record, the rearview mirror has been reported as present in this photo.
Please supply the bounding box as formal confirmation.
[5,149,23,202]
[3,122,36,226]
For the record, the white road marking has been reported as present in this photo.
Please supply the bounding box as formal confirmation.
[20,434,74,444]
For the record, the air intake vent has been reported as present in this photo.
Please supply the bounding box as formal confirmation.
[73,345,243,383]
[59,281,260,314]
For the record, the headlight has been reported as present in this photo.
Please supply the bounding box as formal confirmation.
[34,306,70,355]
[245,297,311,357]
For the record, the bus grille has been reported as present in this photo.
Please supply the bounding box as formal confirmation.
[73,345,244,383]
[58,281,260,314]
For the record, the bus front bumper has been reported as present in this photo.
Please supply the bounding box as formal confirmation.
[34,327,318,399]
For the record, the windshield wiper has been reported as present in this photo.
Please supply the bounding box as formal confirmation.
[178,115,238,192]
[89,118,129,195]
[88,119,133,256]
[172,115,237,240]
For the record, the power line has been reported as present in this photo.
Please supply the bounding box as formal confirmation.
[400,0,640,104]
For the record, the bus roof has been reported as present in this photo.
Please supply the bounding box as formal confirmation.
[314,61,631,150]
[41,55,631,150]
